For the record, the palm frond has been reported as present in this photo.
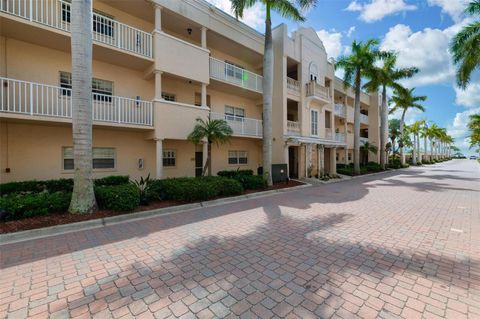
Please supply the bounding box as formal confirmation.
[271,0,305,22]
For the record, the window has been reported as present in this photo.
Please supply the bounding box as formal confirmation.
[309,62,318,82]
[59,72,113,101]
[61,2,71,24]
[325,110,332,128]
[225,106,245,121]
[348,153,352,161]
[163,150,176,167]
[63,147,115,170]
[162,93,176,102]
[228,151,248,165]
[62,3,114,38]
[225,61,245,81]
[311,109,318,136]
[194,93,211,107]
[336,153,339,161]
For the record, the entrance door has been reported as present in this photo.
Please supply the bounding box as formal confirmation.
[195,152,203,177]
[288,147,298,179]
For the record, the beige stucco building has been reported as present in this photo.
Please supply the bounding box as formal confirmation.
[0,0,380,183]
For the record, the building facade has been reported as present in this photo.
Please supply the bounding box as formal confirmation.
[0,0,380,183]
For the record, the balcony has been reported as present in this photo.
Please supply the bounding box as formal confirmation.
[0,0,153,58]
[0,77,153,127]
[305,81,330,103]
[287,77,300,97]
[210,112,262,138]
[335,132,346,143]
[334,104,346,118]
[325,128,333,140]
[209,58,263,93]
[360,113,369,125]
[360,137,369,144]
[287,120,300,136]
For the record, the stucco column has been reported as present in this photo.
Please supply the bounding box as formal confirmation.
[201,83,207,108]
[284,145,289,178]
[155,5,162,32]
[154,71,162,100]
[317,145,321,178]
[155,139,163,179]
[330,147,337,175]
[319,145,325,176]
[201,27,207,48]
[305,144,312,178]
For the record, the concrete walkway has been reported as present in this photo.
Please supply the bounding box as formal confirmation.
[1,160,479,319]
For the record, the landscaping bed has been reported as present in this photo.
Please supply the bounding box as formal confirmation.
[0,172,303,234]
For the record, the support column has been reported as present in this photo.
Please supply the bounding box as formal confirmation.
[317,145,321,179]
[155,139,163,179]
[154,71,163,100]
[306,144,312,178]
[330,147,337,175]
[201,27,207,49]
[319,145,325,176]
[284,145,289,178]
[155,5,162,32]
[201,83,207,108]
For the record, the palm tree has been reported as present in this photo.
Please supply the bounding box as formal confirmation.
[188,118,233,176]
[450,0,480,89]
[426,123,440,161]
[69,0,97,214]
[230,0,317,186]
[408,120,425,165]
[360,141,378,164]
[364,54,418,170]
[389,118,401,157]
[336,39,385,175]
[421,121,429,161]
[389,87,427,165]
[468,114,480,148]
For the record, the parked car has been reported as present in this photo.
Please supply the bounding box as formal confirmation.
[470,155,478,160]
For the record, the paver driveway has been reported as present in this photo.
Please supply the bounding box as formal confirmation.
[1,160,480,319]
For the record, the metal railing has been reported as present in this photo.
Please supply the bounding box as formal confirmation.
[360,113,369,124]
[287,77,300,95]
[0,0,152,58]
[334,103,346,118]
[0,77,153,126]
[210,112,262,137]
[209,57,263,93]
[287,120,300,136]
[305,81,330,101]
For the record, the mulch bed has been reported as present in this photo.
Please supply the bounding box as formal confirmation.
[0,180,304,234]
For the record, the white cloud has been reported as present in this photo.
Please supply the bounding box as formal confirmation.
[205,0,265,30]
[447,107,480,153]
[455,83,480,108]
[427,0,469,22]
[347,26,356,38]
[346,0,417,23]
[388,107,425,126]
[316,29,343,59]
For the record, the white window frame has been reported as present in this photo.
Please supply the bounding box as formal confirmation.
[225,106,245,122]
[63,147,116,171]
[311,109,319,136]
[163,150,176,167]
[228,151,248,165]
[60,72,113,101]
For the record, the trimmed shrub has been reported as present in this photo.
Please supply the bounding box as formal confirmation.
[236,175,267,190]
[388,158,403,169]
[0,191,71,221]
[217,169,254,178]
[214,178,244,197]
[95,184,140,211]
[94,175,129,187]
[365,162,383,172]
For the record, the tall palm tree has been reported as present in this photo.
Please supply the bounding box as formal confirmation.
[360,141,378,164]
[468,114,480,148]
[188,118,233,176]
[389,87,427,165]
[450,0,480,89]
[389,118,401,157]
[364,54,418,170]
[408,120,423,165]
[230,0,317,185]
[421,121,429,161]
[336,39,385,175]
[69,0,97,214]
[426,123,441,160]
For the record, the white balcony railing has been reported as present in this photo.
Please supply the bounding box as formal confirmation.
[0,77,153,126]
[210,112,262,137]
[334,104,346,118]
[209,57,263,93]
[305,81,330,101]
[0,0,153,58]
[287,120,300,136]
[360,113,369,124]
[325,128,333,140]
[335,132,346,142]
[360,137,369,144]
[287,77,300,96]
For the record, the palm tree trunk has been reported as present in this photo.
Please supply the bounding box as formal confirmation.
[412,134,417,165]
[424,135,427,162]
[416,133,421,164]
[202,142,212,176]
[262,4,273,186]
[380,86,388,170]
[69,0,97,214]
[399,110,406,165]
[353,69,361,175]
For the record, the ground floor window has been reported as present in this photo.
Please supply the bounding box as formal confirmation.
[63,147,116,170]
[348,153,352,161]
[163,150,176,167]
[228,151,248,165]
[162,92,176,102]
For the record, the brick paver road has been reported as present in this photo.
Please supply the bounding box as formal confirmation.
[1,160,480,319]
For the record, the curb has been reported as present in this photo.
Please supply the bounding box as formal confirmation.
[0,183,311,245]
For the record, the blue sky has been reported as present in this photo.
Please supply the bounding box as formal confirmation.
[207,0,479,155]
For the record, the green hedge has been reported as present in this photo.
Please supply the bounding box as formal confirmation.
[0,191,71,221]
[217,169,253,178]
[95,184,140,211]
[235,175,267,190]
[0,176,129,195]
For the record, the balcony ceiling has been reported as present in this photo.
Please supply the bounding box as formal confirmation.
[98,0,154,23]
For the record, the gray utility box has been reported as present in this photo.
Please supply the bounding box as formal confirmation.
[257,164,288,183]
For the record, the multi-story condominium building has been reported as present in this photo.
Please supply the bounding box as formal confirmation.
[0,0,380,183]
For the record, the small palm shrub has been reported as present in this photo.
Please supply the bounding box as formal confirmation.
[95,184,140,211]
